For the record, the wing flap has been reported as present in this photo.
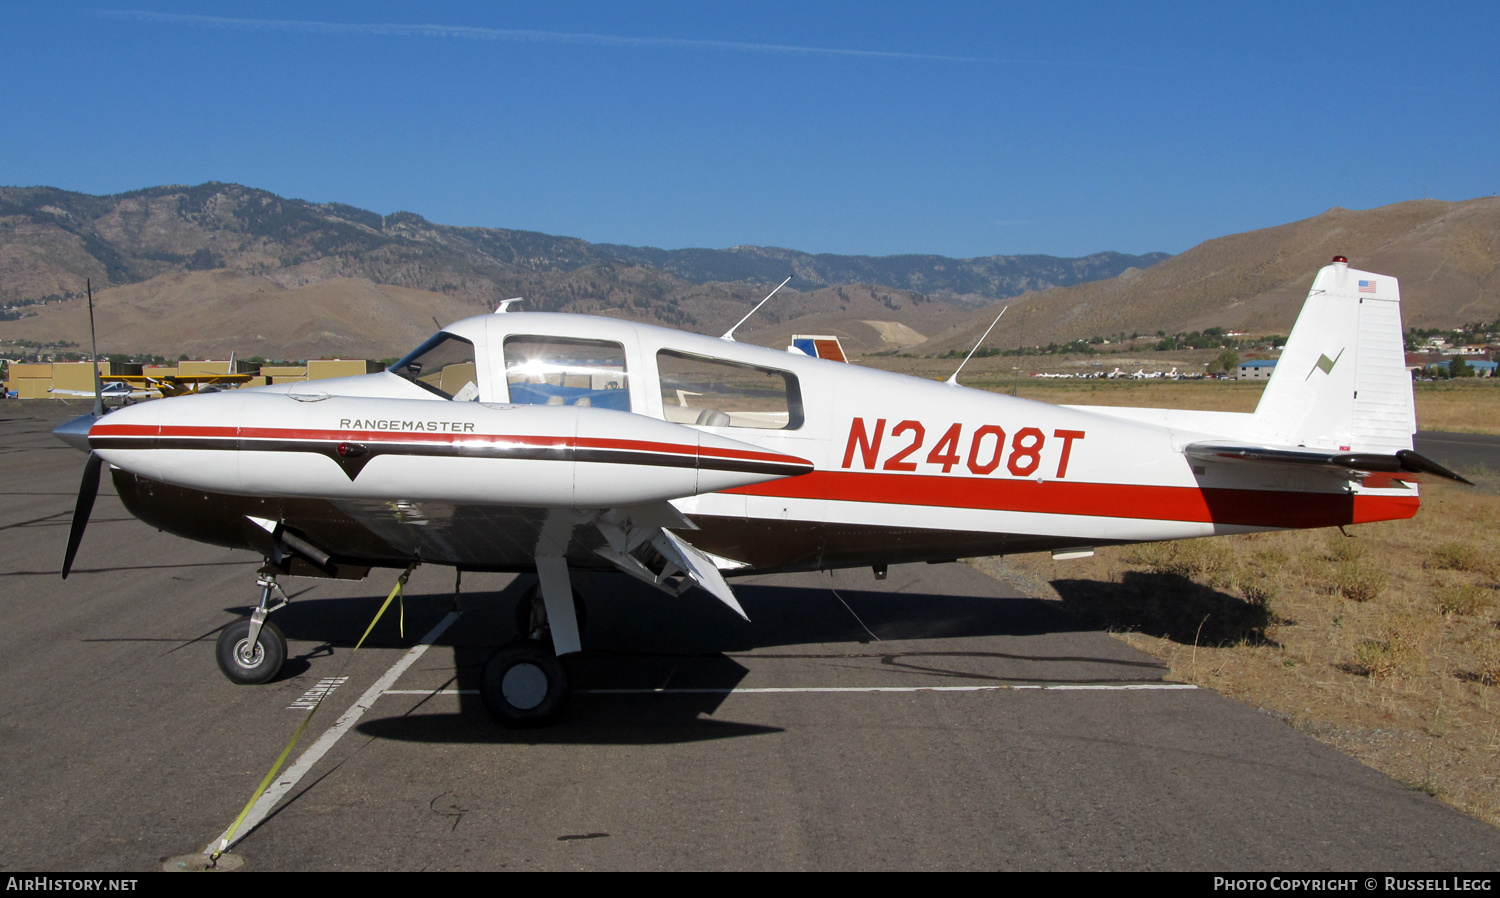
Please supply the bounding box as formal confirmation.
[593,505,750,619]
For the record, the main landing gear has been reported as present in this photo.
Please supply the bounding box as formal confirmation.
[479,576,584,727]
[513,582,587,642]
[480,640,571,727]
[216,574,289,685]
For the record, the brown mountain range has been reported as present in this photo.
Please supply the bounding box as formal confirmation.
[921,197,1500,356]
[0,267,978,362]
[1,186,1493,362]
[0,183,1159,360]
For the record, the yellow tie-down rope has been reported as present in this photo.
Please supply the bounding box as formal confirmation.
[210,563,417,862]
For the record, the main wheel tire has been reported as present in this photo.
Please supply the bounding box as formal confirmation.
[513,583,588,640]
[215,617,287,685]
[480,640,571,727]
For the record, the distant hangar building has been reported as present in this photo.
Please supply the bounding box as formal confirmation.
[1236,360,1277,380]
[4,358,376,398]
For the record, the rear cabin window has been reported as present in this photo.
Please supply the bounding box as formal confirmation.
[657,351,803,430]
[503,336,630,411]
[389,333,480,400]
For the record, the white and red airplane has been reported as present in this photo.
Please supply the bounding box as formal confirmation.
[53,257,1464,726]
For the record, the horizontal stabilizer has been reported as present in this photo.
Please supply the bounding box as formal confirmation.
[1185,441,1471,485]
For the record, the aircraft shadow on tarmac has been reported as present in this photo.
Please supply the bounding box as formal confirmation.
[216,572,1172,744]
[358,649,788,747]
[1049,570,1281,648]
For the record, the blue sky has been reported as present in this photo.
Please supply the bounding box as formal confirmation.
[2,1,1496,258]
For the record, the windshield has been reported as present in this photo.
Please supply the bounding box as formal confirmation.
[389,333,480,400]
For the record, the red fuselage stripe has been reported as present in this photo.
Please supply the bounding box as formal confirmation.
[89,424,810,467]
[723,470,1417,528]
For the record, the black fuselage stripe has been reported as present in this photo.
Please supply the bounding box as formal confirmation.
[89,436,810,477]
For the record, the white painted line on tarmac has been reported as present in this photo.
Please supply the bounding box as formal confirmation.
[287,676,350,710]
[379,683,1197,696]
[209,611,461,853]
[583,684,1198,694]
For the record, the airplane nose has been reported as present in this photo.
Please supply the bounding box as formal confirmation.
[87,394,163,435]
[53,413,98,453]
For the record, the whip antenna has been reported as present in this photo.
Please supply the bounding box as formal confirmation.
[721,276,793,342]
[945,306,1007,386]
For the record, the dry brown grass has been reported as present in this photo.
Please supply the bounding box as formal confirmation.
[968,451,1500,828]
[1437,585,1495,617]
[1429,541,1492,575]
[1334,561,1390,603]
[1410,381,1500,436]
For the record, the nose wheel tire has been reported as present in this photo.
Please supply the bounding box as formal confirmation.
[481,640,571,727]
[215,617,287,685]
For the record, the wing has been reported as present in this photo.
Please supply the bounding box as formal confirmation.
[94,394,814,625]
[173,374,254,385]
[48,387,158,398]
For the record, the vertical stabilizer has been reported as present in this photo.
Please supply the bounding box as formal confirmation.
[1253,259,1414,453]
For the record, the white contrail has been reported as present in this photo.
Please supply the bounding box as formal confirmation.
[98,9,1008,64]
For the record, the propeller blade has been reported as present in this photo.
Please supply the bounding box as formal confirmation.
[87,279,103,418]
[61,452,103,579]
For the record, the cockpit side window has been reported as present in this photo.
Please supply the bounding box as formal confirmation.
[502,336,630,411]
[389,333,480,400]
[656,351,803,430]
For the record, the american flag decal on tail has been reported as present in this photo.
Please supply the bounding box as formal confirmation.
[1358,279,1377,293]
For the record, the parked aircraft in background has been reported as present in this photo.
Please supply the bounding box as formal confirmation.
[50,380,158,401]
[53,355,253,401]
[114,371,254,398]
[52,258,1464,726]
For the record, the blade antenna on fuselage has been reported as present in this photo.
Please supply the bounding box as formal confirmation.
[86,280,103,417]
[721,275,793,342]
[945,306,1008,386]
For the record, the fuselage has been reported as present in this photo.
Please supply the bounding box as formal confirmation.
[88,310,1419,576]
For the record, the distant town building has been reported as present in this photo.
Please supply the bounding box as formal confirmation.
[1236,360,1277,380]
[1406,352,1448,375]
[1431,359,1497,377]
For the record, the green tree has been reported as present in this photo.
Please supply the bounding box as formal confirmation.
[1210,350,1241,375]
[1451,356,1472,378]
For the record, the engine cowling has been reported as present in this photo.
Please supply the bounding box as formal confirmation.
[88,392,813,507]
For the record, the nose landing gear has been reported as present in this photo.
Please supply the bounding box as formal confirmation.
[216,574,290,685]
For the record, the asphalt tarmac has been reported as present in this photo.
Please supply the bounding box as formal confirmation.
[2,402,1497,871]
[1413,431,1500,477]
